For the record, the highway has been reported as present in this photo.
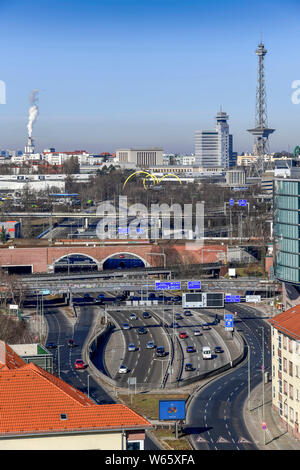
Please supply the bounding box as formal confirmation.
[104,308,170,387]
[186,303,271,450]
[101,305,233,388]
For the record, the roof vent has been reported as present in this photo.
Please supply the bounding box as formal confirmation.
[60,413,68,420]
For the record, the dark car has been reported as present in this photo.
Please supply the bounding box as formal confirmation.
[184,310,192,316]
[185,363,193,371]
[186,345,195,353]
[46,342,56,349]
[138,327,147,335]
[214,346,224,353]
[175,314,183,320]
[67,339,75,347]
[170,322,180,328]
[143,312,151,319]
[156,346,165,357]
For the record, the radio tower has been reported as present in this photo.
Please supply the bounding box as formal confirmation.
[247,41,275,174]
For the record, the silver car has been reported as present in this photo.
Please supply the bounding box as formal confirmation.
[146,341,155,349]
[128,343,136,352]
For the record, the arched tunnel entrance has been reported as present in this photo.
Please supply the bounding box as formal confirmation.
[54,254,99,273]
[102,253,146,270]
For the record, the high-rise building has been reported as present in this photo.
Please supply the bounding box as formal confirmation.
[194,110,233,168]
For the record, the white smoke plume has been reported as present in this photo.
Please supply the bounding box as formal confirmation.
[27,89,39,137]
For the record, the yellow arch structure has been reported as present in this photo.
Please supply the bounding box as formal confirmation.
[123,170,183,190]
[123,171,158,190]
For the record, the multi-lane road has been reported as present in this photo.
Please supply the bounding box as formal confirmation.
[43,297,271,451]
[187,303,271,450]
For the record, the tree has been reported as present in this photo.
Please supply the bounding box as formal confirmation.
[62,156,80,175]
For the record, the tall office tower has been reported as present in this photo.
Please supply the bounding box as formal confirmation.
[194,109,233,168]
[247,42,275,174]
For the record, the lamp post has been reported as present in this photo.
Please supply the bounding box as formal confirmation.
[57,344,64,379]
[261,325,266,445]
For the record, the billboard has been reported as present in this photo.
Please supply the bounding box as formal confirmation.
[182,292,223,308]
[159,400,186,421]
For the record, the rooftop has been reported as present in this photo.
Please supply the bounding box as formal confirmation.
[0,341,151,437]
[268,305,300,340]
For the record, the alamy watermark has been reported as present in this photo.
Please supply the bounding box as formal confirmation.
[291,80,300,105]
[0,80,6,104]
[95,196,204,249]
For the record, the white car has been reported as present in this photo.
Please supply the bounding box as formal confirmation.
[128,343,136,352]
[194,329,201,336]
[146,341,155,349]
[129,313,137,320]
[119,365,128,374]
[123,323,130,330]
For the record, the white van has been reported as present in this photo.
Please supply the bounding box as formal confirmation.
[202,346,212,359]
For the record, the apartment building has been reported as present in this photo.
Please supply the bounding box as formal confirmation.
[269,306,300,440]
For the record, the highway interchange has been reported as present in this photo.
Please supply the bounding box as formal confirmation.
[41,289,271,451]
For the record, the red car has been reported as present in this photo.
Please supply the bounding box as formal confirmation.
[74,359,86,370]
[179,332,188,339]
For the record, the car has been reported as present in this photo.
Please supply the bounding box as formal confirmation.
[118,364,128,374]
[67,339,75,347]
[137,327,147,334]
[170,322,180,328]
[214,346,224,353]
[143,311,151,319]
[186,345,195,353]
[184,310,192,316]
[46,342,56,349]
[129,313,137,320]
[156,346,165,357]
[146,341,155,349]
[128,343,136,352]
[185,363,193,371]
[179,332,188,339]
[193,329,201,336]
[123,323,130,330]
[175,314,183,320]
[202,324,211,330]
[74,359,86,370]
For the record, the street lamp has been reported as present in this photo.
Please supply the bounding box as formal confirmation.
[57,344,64,379]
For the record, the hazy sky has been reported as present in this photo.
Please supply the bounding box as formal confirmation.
[0,0,300,154]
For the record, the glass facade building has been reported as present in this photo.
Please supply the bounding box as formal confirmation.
[274,178,300,283]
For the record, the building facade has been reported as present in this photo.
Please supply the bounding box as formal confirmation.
[194,110,233,169]
[269,307,300,441]
[116,148,163,168]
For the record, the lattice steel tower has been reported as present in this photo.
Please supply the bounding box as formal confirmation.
[247,42,275,174]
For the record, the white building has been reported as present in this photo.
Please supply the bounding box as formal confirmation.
[115,148,163,168]
[195,110,233,168]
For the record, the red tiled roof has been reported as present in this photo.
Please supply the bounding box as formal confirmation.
[0,344,151,436]
[0,341,26,371]
[268,304,300,340]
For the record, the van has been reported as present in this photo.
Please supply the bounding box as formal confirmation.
[202,346,211,360]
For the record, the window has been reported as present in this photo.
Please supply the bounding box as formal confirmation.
[279,379,282,394]
[283,335,287,350]
[283,358,287,373]
[279,402,283,415]
[290,407,294,422]
[296,389,299,402]
[296,365,299,378]
[284,380,288,395]
[273,344,275,357]
[289,384,294,400]
[289,339,293,354]
[284,403,288,418]
[273,365,275,378]
[278,333,282,350]
[126,441,142,450]
[289,361,293,377]
[279,357,282,372]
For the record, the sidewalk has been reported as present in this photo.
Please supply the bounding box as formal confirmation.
[244,380,300,450]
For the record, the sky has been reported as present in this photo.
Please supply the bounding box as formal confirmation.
[0,0,300,154]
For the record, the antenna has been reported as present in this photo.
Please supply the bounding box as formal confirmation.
[247,41,275,175]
